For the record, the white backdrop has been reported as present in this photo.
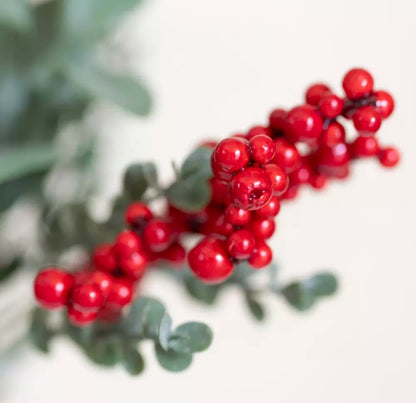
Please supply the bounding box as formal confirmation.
[2,0,416,402]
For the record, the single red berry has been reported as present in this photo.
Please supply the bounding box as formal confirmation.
[106,279,133,308]
[305,83,330,106]
[67,305,97,326]
[93,244,117,273]
[120,251,148,280]
[225,205,251,226]
[211,160,234,183]
[342,68,374,100]
[114,230,142,258]
[212,137,250,173]
[378,147,400,167]
[143,219,174,252]
[308,173,328,190]
[188,237,234,283]
[248,134,276,164]
[320,121,346,147]
[269,108,287,133]
[273,138,301,173]
[210,177,228,205]
[254,196,281,218]
[264,164,289,195]
[75,271,112,299]
[316,143,350,177]
[319,93,344,118]
[246,126,272,140]
[351,136,379,157]
[353,106,382,135]
[71,283,103,312]
[34,268,74,309]
[290,163,312,186]
[227,230,256,260]
[212,214,234,237]
[125,202,153,228]
[249,218,276,240]
[167,204,191,234]
[281,185,299,201]
[373,90,395,118]
[229,167,273,211]
[284,105,323,142]
[159,242,186,265]
[248,242,272,269]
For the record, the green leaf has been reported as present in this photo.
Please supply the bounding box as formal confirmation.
[281,283,316,312]
[166,175,211,213]
[158,314,172,351]
[121,342,145,375]
[184,275,221,305]
[155,344,192,372]
[304,272,338,297]
[86,338,120,367]
[180,147,213,179]
[245,294,265,321]
[29,309,51,353]
[68,62,151,116]
[123,162,158,200]
[0,0,32,33]
[169,322,213,354]
[0,256,22,282]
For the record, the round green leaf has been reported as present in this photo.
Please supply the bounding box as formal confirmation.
[306,272,338,297]
[281,283,316,312]
[158,313,172,351]
[155,344,192,372]
[169,322,213,354]
[180,147,213,179]
[29,309,51,353]
[121,343,145,375]
[245,295,265,321]
[86,338,120,367]
[123,162,158,200]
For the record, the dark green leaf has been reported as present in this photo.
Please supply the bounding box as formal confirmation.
[29,309,51,353]
[169,322,213,354]
[121,342,145,375]
[245,294,265,321]
[281,283,316,312]
[0,256,22,282]
[0,0,32,32]
[158,314,172,351]
[123,162,158,200]
[304,272,338,297]
[155,344,192,372]
[180,147,213,179]
[86,338,120,367]
[184,275,221,305]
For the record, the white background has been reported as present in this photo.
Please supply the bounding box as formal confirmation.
[2,0,416,402]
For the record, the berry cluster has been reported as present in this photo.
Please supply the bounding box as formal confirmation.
[34,203,186,326]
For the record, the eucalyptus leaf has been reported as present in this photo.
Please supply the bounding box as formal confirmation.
[0,0,32,33]
[281,283,316,312]
[155,344,192,372]
[245,294,265,321]
[180,147,213,179]
[86,338,120,367]
[304,272,338,297]
[121,342,145,375]
[169,322,213,354]
[29,309,51,353]
[0,256,22,282]
[158,313,172,351]
[184,275,221,305]
[123,162,158,200]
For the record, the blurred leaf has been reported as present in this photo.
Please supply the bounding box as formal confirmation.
[304,272,338,297]
[169,322,213,354]
[180,147,213,179]
[68,62,151,116]
[158,313,172,351]
[184,275,221,305]
[154,344,192,372]
[0,0,32,33]
[123,162,158,200]
[29,308,51,353]
[86,338,120,367]
[245,294,265,321]
[121,342,145,375]
[0,256,22,282]
[281,283,315,312]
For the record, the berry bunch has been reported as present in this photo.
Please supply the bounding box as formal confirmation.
[34,203,186,326]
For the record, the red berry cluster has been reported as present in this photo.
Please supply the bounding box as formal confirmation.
[34,203,186,326]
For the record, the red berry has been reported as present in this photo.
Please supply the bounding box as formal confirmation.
[373,90,395,118]
[106,279,133,308]
[67,305,97,326]
[246,126,272,140]
[273,139,301,173]
[125,202,153,228]
[212,214,234,237]
[352,106,382,135]
[269,109,287,133]
[93,244,117,273]
[254,196,281,218]
[114,230,142,258]
[229,167,273,211]
[248,242,272,269]
[309,174,328,190]
[319,93,344,118]
[210,177,228,205]
[143,219,174,252]
[342,68,374,100]
[290,162,312,186]
[248,134,276,164]
[120,251,148,280]
[225,205,251,226]
[34,268,74,309]
[316,143,350,177]
[71,283,103,312]
[211,160,234,183]
[264,164,289,195]
[227,230,256,260]
[378,147,400,167]
[212,137,250,173]
[305,83,330,106]
[320,121,346,147]
[75,271,112,299]
[281,185,299,201]
[284,105,323,142]
[351,136,379,157]
[249,218,276,240]
[159,242,186,265]
[188,237,234,283]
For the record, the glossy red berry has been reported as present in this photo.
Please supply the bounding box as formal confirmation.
[264,164,289,195]
[254,196,281,218]
[34,268,74,309]
[378,147,400,167]
[290,163,311,186]
[93,244,117,273]
[229,167,273,211]
[212,137,250,173]
[67,305,97,326]
[351,136,379,157]
[75,271,112,299]
[246,126,272,140]
[319,93,344,118]
[249,218,276,240]
[143,219,174,252]
[284,105,323,142]
[227,230,256,260]
[273,139,301,173]
[125,202,153,228]
[305,83,330,106]
[269,108,287,133]
[281,185,299,201]
[114,230,142,259]
[159,242,186,265]
[225,205,251,226]
[316,143,350,177]
[248,134,276,164]
[71,283,103,312]
[106,279,133,308]
[373,90,395,118]
[308,174,328,190]
[210,177,228,205]
[248,242,272,269]
[342,68,374,100]
[353,106,382,135]
[120,251,148,280]
[320,121,346,147]
[188,237,234,283]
